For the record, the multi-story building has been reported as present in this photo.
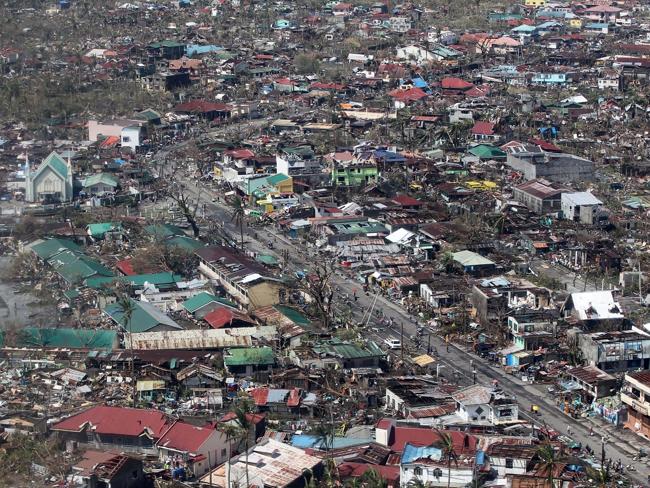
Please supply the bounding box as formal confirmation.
[622,370,650,438]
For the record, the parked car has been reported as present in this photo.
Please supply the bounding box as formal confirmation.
[384,338,402,350]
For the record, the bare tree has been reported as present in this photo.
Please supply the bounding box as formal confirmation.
[294,258,337,329]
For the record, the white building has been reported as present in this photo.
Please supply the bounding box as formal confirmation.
[451,385,519,425]
[156,420,231,478]
[400,443,476,487]
[396,45,436,65]
[88,118,146,152]
[561,192,604,224]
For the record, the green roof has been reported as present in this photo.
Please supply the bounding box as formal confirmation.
[136,109,162,122]
[149,40,185,49]
[245,173,291,195]
[104,298,182,333]
[467,144,507,160]
[167,235,205,252]
[87,222,121,238]
[63,288,81,300]
[183,292,218,313]
[314,339,385,360]
[47,251,114,284]
[145,223,186,239]
[83,173,119,188]
[256,254,279,266]
[0,327,117,350]
[41,152,69,178]
[224,347,275,366]
[274,305,311,326]
[85,272,183,290]
[28,238,82,260]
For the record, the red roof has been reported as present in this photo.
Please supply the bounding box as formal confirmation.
[116,258,136,276]
[51,406,171,438]
[529,138,562,152]
[100,135,120,148]
[156,420,216,453]
[310,81,347,90]
[441,77,474,91]
[174,100,233,114]
[471,121,496,136]
[287,388,301,407]
[225,148,255,159]
[218,412,265,424]
[387,87,428,102]
[338,463,400,483]
[203,307,253,329]
[387,424,478,454]
[250,388,270,406]
[392,194,423,207]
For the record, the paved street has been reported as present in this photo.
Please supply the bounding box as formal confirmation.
[161,162,650,484]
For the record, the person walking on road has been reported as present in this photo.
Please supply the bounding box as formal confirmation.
[567,425,572,436]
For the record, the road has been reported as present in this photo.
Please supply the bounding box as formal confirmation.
[159,159,650,484]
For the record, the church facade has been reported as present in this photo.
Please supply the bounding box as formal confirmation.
[25,152,74,203]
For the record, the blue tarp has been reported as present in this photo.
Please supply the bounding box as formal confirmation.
[185,44,223,57]
[401,443,442,464]
[475,450,485,466]
[291,435,371,450]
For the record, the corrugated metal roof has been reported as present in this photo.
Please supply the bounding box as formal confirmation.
[127,329,263,350]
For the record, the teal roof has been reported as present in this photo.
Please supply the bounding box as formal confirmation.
[224,347,275,367]
[145,223,186,239]
[256,254,279,266]
[83,173,119,188]
[313,339,385,360]
[47,251,114,284]
[245,173,291,195]
[104,298,182,333]
[40,152,69,178]
[149,40,185,48]
[29,238,82,260]
[87,222,121,238]
[85,272,182,290]
[0,327,117,350]
[183,292,218,313]
[274,305,311,326]
[467,144,507,160]
[167,235,205,251]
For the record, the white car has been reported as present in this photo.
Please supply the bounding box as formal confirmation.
[384,338,402,350]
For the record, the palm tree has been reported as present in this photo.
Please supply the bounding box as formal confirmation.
[116,296,136,407]
[535,442,564,488]
[303,468,319,488]
[585,466,612,488]
[231,398,254,488]
[434,430,459,488]
[218,422,240,488]
[230,195,246,250]
[362,468,388,488]
[313,422,335,453]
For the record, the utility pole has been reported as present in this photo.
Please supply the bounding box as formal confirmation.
[400,321,404,361]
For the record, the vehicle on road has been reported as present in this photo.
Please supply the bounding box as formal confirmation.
[384,338,402,350]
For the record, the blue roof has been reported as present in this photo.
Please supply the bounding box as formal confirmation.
[373,149,406,162]
[401,444,442,464]
[476,450,486,466]
[291,435,372,450]
[536,21,561,29]
[185,44,223,56]
[411,77,428,89]
[481,277,511,287]
[512,24,537,32]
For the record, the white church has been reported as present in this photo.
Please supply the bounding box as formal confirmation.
[25,152,74,203]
